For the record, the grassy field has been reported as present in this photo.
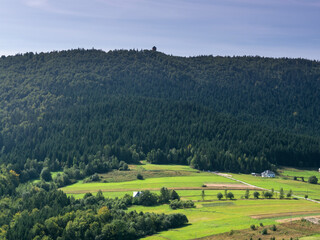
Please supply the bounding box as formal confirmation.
[61,173,236,194]
[229,173,320,200]
[62,163,320,239]
[130,199,320,240]
[279,167,320,179]
[300,234,320,240]
[200,220,320,240]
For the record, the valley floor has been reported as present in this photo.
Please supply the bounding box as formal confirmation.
[60,162,320,239]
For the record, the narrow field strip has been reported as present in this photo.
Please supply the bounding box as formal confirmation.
[251,211,320,219]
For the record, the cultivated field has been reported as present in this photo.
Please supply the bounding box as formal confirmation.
[61,163,320,239]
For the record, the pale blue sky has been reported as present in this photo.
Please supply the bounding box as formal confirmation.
[0,0,319,59]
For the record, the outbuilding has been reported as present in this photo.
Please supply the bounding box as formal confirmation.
[261,170,275,178]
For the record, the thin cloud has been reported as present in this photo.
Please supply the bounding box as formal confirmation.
[24,0,48,7]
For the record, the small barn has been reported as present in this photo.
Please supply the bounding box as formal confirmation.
[133,191,142,198]
[261,170,275,178]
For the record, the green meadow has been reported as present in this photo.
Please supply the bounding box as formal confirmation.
[132,199,320,240]
[230,173,320,200]
[279,167,320,179]
[61,174,235,193]
[62,163,320,239]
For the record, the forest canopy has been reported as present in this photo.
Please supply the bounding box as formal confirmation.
[0,49,320,176]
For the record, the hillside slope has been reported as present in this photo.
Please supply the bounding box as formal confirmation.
[0,49,320,177]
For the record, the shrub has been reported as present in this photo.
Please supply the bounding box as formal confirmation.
[271,224,277,231]
[253,191,260,199]
[261,228,268,235]
[169,190,180,201]
[308,176,318,184]
[227,192,234,200]
[264,191,273,199]
[217,192,223,200]
[169,200,195,209]
[137,173,144,180]
[305,194,308,199]
[250,224,256,230]
[260,223,264,227]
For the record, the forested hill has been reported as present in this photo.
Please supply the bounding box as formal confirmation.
[0,49,320,177]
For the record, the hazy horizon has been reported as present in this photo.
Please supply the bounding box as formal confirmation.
[1,0,320,60]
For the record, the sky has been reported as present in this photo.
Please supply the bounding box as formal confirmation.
[0,0,319,60]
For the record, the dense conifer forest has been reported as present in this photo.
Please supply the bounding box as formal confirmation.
[0,49,320,178]
[1,48,320,239]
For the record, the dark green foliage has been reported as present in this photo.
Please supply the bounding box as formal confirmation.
[217,192,223,200]
[169,200,195,209]
[287,189,293,198]
[0,182,188,240]
[261,228,268,235]
[0,49,320,176]
[263,191,273,199]
[227,192,234,200]
[308,175,318,184]
[250,224,256,230]
[40,167,52,182]
[137,173,144,180]
[271,224,277,231]
[169,190,180,201]
[279,188,285,199]
[245,189,250,199]
[159,187,170,204]
[132,190,158,206]
[253,191,260,199]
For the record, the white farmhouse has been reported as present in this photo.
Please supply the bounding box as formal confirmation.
[261,170,275,178]
[133,191,142,198]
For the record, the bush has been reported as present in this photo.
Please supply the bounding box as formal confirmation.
[271,224,277,231]
[132,190,158,206]
[260,223,264,227]
[253,191,260,199]
[217,192,223,200]
[169,190,180,201]
[169,200,195,209]
[261,228,268,235]
[264,191,273,199]
[308,175,318,184]
[305,194,308,199]
[137,173,144,180]
[250,224,256,230]
[226,192,234,200]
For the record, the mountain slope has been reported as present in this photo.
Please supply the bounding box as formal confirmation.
[0,49,320,176]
